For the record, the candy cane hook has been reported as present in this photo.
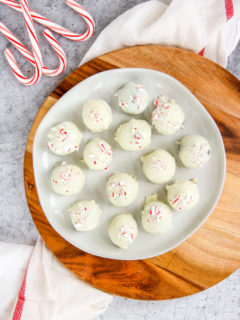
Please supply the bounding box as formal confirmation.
[42,29,67,76]
[4,0,43,85]
[0,0,95,41]
[0,22,67,77]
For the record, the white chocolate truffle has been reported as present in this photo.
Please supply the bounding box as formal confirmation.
[83,138,113,171]
[141,149,176,184]
[179,135,211,168]
[166,179,199,212]
[106,173,139,207]
[82,100,112,132]
[108,213,138,249]
[47,121,82,155]
[50,163,85,196]
[142,200,172,234]
[68,200,102,231]
[115,82,149,115]
[152,95,184,135]
[115,119,152,151]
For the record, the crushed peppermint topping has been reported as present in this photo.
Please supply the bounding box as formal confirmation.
[52,165,82,194]
[145,204,163,223]
[70,205,88,226]
[47,142,53,149]
[47,123,81,154]
[152,95,182,130]
[119,225,135,243]
[98,142,113,155]
[108,179,127,200]
[89,110,103,123]
[170,192,195,211]
[130,126,146,148]
[188,143,210,167]
[85,140,113,168]
[117,83,147,111]
[59,128,69,142]
[57,168,73,186]
[152,157,167,171]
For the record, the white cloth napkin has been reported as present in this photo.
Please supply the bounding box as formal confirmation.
[82,0,240,67]
[1,1,240,319]
[0,238,112,320]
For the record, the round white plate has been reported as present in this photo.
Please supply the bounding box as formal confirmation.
[33,68,226,260]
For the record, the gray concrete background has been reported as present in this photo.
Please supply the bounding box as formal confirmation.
[0,1,239,319]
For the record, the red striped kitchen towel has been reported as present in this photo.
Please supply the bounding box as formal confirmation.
[0,239,112,320]
[82,0,240,68]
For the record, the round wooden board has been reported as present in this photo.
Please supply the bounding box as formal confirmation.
[24,46,240,300]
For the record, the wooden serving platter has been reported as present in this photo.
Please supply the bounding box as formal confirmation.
[24,46,240,300]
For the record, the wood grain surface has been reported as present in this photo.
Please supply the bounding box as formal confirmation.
[24,46,240,300]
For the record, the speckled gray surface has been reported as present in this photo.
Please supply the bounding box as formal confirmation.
[0,1,239,319]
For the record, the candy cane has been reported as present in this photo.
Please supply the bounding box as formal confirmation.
[41,29,66,76]
[0,22,66,76]
[0,0,95,41]
[4,0,42,85]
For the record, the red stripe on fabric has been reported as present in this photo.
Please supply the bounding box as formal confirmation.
[198,47,205,56]
[225,0,234,21]
[12,266,28,320]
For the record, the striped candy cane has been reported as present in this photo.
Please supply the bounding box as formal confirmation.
[0,0,95,41]
[0,22,67,76]
[42,30,67,76]
[4,0,43,85]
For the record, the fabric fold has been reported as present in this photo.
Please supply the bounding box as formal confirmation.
[81,0,240,67]
[2,238,112,320]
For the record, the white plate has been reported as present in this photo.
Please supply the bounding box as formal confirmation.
[33,68,226,260]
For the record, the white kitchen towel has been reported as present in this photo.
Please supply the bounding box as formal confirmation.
[82,0,240,67]
[3,1,240,320]
[0,238,112,320]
